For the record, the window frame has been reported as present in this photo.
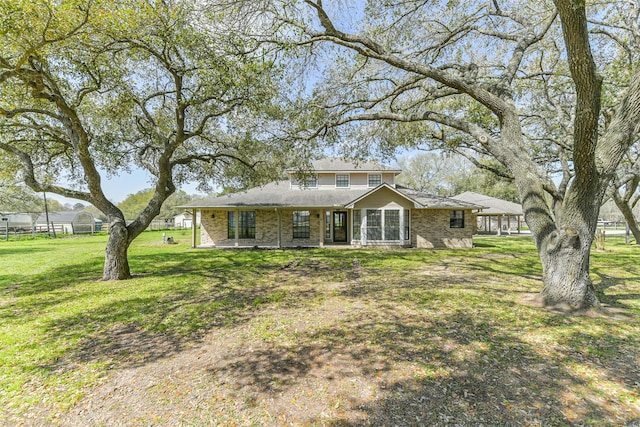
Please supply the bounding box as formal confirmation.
[368,174,382,187]
[450,210,465,229]
[384,209,401,241]
[366,209,383,240]
[238,211,256,239]
[335,174,350,188]
[363,208,404,242]
[352,210,362,240]
[404,210,410,240]
[292,210,311,239]
[227,211,235,239]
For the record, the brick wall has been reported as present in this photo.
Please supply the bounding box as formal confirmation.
[200,207,473,249]
[411,209,474,248]
[280,209,323,247]
[200,208,323,247]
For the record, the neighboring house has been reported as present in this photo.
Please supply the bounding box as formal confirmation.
[181,158,485,249]
[174,211,200,228]
[452,191,524,235]
[36,211,95,234]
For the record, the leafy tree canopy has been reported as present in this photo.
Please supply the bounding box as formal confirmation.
[0,181,42,213]
[396,152,519,202]
[247,0,640,309]
[118,189,197,221]
[0,0,298,279]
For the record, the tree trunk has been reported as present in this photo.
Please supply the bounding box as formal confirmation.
[537,228,600,309]
[103,219,132,280]
[505,123,601,310]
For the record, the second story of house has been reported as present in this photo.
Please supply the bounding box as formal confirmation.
[288,158,402,190]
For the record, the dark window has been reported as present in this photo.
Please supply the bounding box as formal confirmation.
[385,210,400,240]
[239,211,256,239]
[353,210,361,240]
[404,210,410,240]
[228,211,235,239]
[336,174,350,187]
[368,174,382,187]
[293,210,310,238]
[306,176,317,188]
[366,210,382,240]
[450,210,465,228]
[325,211,331,239]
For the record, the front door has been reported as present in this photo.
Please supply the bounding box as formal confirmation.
[333,211,348,243]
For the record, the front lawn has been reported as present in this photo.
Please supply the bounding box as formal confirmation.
[1,232,638,426]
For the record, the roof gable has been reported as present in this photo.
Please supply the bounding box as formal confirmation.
[345,183,423,209]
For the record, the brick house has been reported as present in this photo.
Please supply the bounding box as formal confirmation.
[181,158,484,249]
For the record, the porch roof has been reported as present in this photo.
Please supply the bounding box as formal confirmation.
[180,181,369,209]
[451,191,523,215]
[395,187,486,210]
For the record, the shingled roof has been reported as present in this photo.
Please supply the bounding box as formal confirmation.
[288,158,402,174]
[451,191,523,215]
[396,187,487,210]
[181,182,485,210]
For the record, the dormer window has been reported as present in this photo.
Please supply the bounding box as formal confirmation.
[368,174,382,187]
[336,174,350,188]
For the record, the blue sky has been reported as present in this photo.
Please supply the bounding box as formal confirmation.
[51,169,204,207]
[51,153,408,208]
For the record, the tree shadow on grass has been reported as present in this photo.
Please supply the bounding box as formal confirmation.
[0,245,55,257]
[201,254,640,427]
[212,305,640,426]
[593,272,640,311]
[129,247,304,280]
[0,260,105,323]
[8,244,640,425]
[41,269,323,374]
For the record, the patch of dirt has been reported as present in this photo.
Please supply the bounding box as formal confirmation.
[14,257,640,426]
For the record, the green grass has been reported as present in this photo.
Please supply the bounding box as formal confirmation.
[0,232,639,425]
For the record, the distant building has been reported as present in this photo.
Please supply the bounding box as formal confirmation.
[0,213,34,231]
[36,211,96,234]
[173,212,200,228]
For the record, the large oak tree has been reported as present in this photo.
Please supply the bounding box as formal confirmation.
[0,0,289,279]
[260,0,640,309]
